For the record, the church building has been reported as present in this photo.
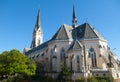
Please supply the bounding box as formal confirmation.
[24,7,120,80]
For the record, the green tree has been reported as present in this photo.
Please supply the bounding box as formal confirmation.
[61,64,71,76]
[57,64,72,81]
[0,49,36,80]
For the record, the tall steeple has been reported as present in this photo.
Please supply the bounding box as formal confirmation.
[31,9,43,48]
[72,5,77,28]
[35,9,41,29]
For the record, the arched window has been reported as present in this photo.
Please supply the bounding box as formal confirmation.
[38,39,40,44]
[53,45,57,52]
[50,49,53,71]
[89,48,97,67]
[77,56,80,71]
[61,48,65,65]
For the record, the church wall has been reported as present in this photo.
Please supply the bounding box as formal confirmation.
[67,50,83,72]
[92,71,110,77]
[47,40,73,72]
[81,39,102,69]
[98,40,108,69]
[24,8,120,80]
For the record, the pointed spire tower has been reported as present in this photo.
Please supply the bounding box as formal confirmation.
[72,5,78,28]
[31,9,43,48]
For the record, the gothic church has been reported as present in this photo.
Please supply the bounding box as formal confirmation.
[24,7,120,80]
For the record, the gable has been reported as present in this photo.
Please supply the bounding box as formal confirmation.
[56,25,69,39]
[73,40,82,49]
[51,24,73,40]
[76,23,98,39]
[84,24,98,38]
[76,23,106,41]
[69,40,82,50]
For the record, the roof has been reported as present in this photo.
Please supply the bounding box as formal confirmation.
[51,23,106,41]
[25,40,49,55]
[51,24,73,40]
[26,22,107,55]
[76,23,106,41]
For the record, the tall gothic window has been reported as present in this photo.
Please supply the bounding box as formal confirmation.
[38,39,40,44]
[77,55,80,71]
[70,55,73,71]
[89,48,97,67]
[53,45,57,52]
[50,49,53,71]
[61,48,65,65]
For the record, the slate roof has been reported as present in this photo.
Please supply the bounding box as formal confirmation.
[76,23,106,41]
[51,23,106,41]
[26,22,106,55]
[25,40,49,55]
[51,24,73,40]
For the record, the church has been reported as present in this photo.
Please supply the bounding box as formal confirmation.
[24,7,120,80]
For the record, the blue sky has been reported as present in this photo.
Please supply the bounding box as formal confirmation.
[0,0,120,59]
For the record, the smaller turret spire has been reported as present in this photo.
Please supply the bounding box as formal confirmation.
[72,5,77,28]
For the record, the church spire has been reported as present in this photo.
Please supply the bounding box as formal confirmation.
[72,5,77,28]
[36,9,40,26]
[31,9,43,48]
[34,9,42,32]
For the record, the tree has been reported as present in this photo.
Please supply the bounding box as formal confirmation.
[61,64,71,76]
[57,64,72,81]
[0,49,36,79]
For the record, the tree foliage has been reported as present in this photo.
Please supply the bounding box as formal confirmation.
[61,64,72,76]
[0,49,36,77]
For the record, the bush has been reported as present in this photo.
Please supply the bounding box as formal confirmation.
[1,73,32,82]
[96,76,114,82]
[78,76,113,82]
[86,77,98,82]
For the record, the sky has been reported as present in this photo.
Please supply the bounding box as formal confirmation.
[0,0,120,59]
